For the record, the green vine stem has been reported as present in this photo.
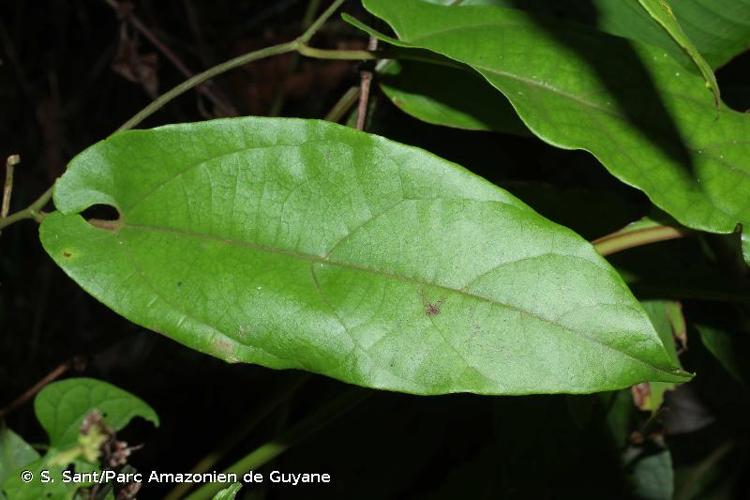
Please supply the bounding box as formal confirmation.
[0,186,52,230]
[593,223,690,256]
[119,0,360,131]
[119,44,375,132]
[117,41,299,132]
[184,388,369,500]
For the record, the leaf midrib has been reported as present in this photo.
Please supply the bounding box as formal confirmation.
[110,220,681,378]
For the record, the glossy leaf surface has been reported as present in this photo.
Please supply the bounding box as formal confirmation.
[40,118,689,395]
[34,378,159,449]
[357,0,750,259]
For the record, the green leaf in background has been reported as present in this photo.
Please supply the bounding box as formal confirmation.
[34,378,159,450]
[427,0,750,70]
[381,0,750,131]
[213,483,242,500]
[381,0,750,141]
[379,60,528,135]
[0,427,39,488]
[433,0,722,99]
[40,117,689,395]
[355,0,750,261]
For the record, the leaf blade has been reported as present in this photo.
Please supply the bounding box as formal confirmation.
[41,118,689,395]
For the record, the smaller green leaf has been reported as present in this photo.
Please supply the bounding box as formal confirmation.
[34,378,159,450]
[626,448,674,500]
[632,300,686,412]
[1,461,94,500]
[0,427,39,487]
[641,300,683,368]
[605,390,637,449]
[379,61,528,135]
[635,0,719,104]
[213,482,242,500]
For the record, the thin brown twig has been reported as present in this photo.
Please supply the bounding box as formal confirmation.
[2,155,20,219]
[104,0,237,117]
[0,356,86,418]
[356,36,378,130]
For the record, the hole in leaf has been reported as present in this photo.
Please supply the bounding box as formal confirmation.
[81,204,122,231]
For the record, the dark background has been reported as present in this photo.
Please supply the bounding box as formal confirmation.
[2,1,750,498]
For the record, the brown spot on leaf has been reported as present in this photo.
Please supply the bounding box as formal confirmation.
[88,218,123,231]
[214,337,239,363]
[63,251,72,258]
[425,302,441,317]
[420,290,445,318]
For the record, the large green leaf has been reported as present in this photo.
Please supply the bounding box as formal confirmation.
[39,117,688,395]
[355,0,750,260]
[35,378,159,450]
